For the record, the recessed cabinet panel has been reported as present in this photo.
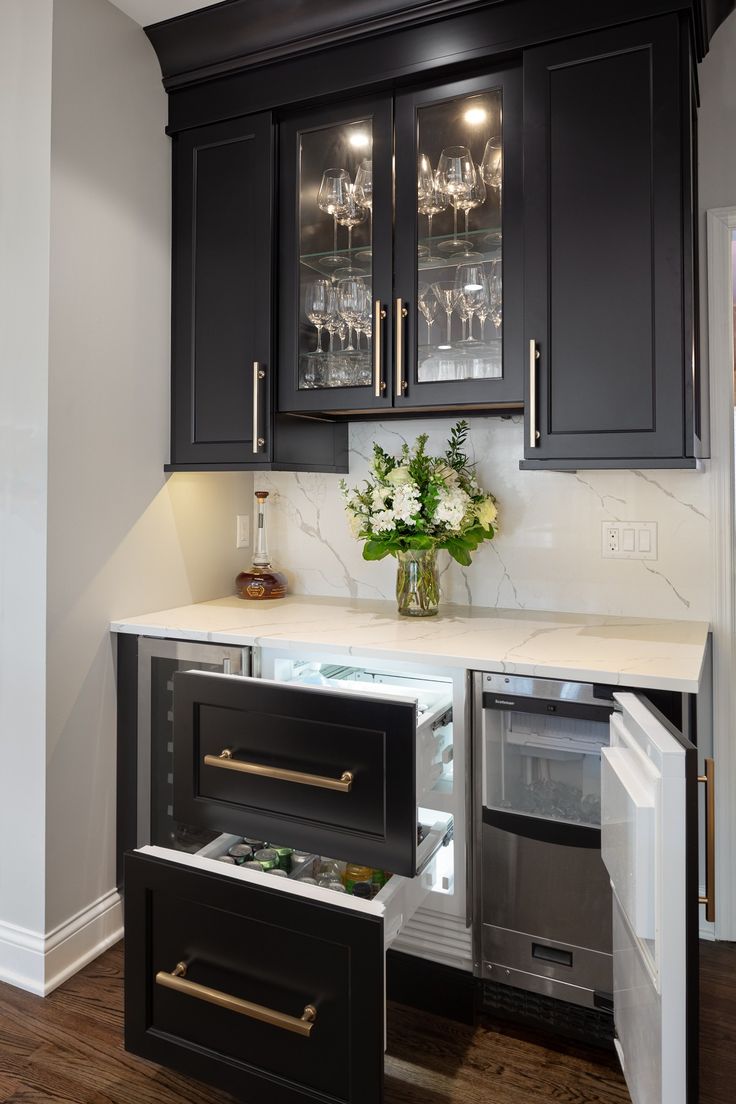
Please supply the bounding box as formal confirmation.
[173,671,419,874]
[394,69,523,409]
[171,112,273,465]
[125,850,384,1104]
[523,17,689,463]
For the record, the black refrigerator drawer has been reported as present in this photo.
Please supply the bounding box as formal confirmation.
[125,849,384,1104]
[173,670,419,875]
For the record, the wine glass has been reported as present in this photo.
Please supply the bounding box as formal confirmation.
[481,137,503,191]
[455,165,487,252]
[336,185,368,258]
[418,283,439,345]
[454,262,488,345]
[435,146,474,254]
[317,168,351,267]
[431,280,460,348]
[338,277,368,353]
[305,279,331,353]
[488,262,503,333]
[417,154,448,257]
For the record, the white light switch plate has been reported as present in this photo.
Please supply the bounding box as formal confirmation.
[236,514,250,548]
[601,521,657,560]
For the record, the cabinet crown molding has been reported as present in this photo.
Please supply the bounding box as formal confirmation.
[145,0,733,92]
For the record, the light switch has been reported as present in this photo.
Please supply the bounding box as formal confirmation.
[236,514,250,548]
[638,529,651,553]
[602,521,658,560]
[622,528,635,552]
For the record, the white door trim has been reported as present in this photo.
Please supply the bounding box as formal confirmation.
[706,206,736,941]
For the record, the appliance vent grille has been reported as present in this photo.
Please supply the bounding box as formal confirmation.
[481,980,614,1050]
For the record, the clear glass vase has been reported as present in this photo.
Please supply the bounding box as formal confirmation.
[395,548,440,617]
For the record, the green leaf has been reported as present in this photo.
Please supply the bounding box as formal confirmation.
[362,540,392,561]
[444,538,473,566]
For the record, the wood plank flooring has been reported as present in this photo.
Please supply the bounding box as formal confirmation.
[0,940,733,1103]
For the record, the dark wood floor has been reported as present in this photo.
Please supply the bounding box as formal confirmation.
[0,940,733,1103]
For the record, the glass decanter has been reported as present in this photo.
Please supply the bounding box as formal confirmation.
[236,491,288,600]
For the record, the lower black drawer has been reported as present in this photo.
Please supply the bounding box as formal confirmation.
[124,843,441,1103]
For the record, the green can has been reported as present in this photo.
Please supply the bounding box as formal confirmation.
[271,846,294,872]
[254,847,279,871]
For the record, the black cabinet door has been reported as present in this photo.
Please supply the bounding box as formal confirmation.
[394,67,523,410]
[172,670,419,875]
[170,112,273,466]
[125,850,384,1104]
[523,17,692,466]
[278,96,394,414]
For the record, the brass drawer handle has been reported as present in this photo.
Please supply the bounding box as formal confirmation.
[204,749,354,792]
[698,758,716,923]
[156,962,317,1037]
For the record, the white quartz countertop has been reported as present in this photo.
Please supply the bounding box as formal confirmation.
[111,596,709,693]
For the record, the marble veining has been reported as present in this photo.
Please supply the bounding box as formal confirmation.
[112,595,709,692]
[253,417,713,621]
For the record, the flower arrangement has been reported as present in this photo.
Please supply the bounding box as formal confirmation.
[341,420,498,572]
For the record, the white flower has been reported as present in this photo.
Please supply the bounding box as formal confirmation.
[347,512,364,538]
[386,465,412,486]
[371,486,390,510]
[436,463,460,487]
[390,482,420,525]
[372,509,396,533]
[475,496,498,529]
[434,488,470,532]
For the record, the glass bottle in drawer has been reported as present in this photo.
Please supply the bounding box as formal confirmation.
[484,707,609,827]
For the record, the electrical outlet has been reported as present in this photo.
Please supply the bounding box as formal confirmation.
[601,521,658,560]
[236,514,250,549]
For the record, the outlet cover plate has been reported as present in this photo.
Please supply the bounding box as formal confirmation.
[601,521,657,560]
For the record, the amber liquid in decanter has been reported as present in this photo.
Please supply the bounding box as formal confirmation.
[236,491,288,600]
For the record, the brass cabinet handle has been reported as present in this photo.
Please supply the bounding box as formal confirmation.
[252,361,266,455]
[698,758,716,923]
[156,962,317,1037]
[529,340,540,448]
[395,298,409,397]
[204,749,354,792]
[373,300,387,398]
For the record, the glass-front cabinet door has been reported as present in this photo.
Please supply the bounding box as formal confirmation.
[279,96,394,413]
[394,69,522,408]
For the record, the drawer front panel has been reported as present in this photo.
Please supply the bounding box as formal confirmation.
[125,851,384,1104]
[174,671,418,874]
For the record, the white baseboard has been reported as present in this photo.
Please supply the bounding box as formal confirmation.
[0,889,123,996]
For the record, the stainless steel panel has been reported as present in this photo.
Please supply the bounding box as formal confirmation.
[481,961,605,1011]
[482,923,611,998]
[481,818,612,953]
[480,671,615,708]
[136,638,250,846]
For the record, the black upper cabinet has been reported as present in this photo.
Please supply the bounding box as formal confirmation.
[278,71,523,416]
[169,113,273,468]
[522,16,700,469]
[168,112,348,472]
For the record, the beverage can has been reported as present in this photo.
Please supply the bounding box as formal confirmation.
[254,847,279,871]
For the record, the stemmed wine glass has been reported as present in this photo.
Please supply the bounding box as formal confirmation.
[336,184,368,259]
[418,283,439,345]
[337,277,369,354]
[317,168,351,268]
[431,281,460,348]
[488,261,503,334]
[454,262,489,345]
[417,154,448,259]
[454,165,487,254]
[305,279,331,353]
[435,145,475,255]
[353,159,373,259]
[481,137,503,191]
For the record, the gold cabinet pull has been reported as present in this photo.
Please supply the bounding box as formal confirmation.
[698,758,716,923]
[373,299,387,398]
[529,340,540,448]
[252,361,266,455]
[156,962,317,1037]
[395,298,409,397]
[204,749,354,792]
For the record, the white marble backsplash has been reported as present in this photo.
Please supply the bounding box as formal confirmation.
[257,416,713,621]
